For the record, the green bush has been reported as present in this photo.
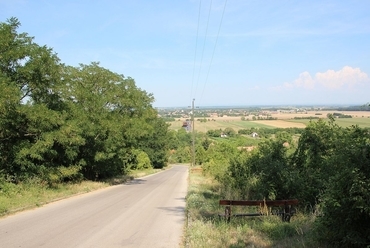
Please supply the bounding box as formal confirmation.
[0,175,18,197]
[314,126,370,247]
[40,165,83,186]
[133,150,152,170]
[169,146,191,163]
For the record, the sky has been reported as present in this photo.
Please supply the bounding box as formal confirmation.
[1,0,370,107]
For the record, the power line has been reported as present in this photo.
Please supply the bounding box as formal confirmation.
[194,0,213,100]
[191,98,195,166]
[190,0,202,100]
[199,0,228,106]
[190,0,227,166]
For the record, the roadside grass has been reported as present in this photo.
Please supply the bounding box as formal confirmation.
[0,166,168,217]
[127,167,168,179]
[0,178,109,217]
[184,168,325,248]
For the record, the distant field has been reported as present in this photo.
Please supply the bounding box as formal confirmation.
[270,110,370,119]
[168,119,274,132]
[169,119,305,132]
[289,117,370,128]
[168,111,370,131]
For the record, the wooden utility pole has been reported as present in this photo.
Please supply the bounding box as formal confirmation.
[191,98,195,167]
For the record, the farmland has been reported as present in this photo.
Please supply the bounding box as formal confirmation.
[289,117,370,128]
[167,111,370,131]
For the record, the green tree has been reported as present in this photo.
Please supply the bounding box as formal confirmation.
[201,137,212,151]
[139,117,169,169]
[228,136,295,200]
[315,126,370,247]
[0,18,170,183]
[195,145,206,165]
[206,129,222,137]
[203,142,239,185]
[60,63,163,178]
[0,17,69,181]
[292,119,339,207]
[224,127,236,137]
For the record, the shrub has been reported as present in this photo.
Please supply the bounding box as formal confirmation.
[314,126,370,247]
[42,165,83,186]
[133,150,152,170]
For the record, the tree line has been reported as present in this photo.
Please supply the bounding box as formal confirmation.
[0,18,169,185]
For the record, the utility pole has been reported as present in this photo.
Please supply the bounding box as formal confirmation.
[191,98,195,167]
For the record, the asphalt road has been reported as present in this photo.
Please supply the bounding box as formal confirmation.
[0,165,188,248]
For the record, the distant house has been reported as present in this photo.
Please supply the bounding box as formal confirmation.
[182,120,191,132]
[220,133,228,138]
[251,132,259,138]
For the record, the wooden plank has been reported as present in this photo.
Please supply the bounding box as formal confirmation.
[219,199,299,206]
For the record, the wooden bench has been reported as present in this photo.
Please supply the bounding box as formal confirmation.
[219,199,299,222]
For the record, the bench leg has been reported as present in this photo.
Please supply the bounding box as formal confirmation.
[282,213,291,222]
[282,205,292,222]
[225,206,231,222]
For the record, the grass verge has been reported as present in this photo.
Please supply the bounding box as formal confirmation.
[0,179,109,217]
[183,168,325,247]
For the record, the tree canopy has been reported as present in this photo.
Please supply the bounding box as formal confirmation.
[0,18,169,183]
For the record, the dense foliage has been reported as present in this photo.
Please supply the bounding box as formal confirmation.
[203,119,370,247]
[0,18,169,184]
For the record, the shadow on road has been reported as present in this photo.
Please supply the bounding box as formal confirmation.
[157,206,185,224]
[125,179,147,185]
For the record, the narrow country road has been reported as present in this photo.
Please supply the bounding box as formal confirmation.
[0,165,188,248]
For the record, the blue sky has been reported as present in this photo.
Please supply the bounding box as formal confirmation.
[1,0,370,107]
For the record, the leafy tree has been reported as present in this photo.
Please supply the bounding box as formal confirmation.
[228,135,296,200]
[228,151,257,199]
[172,146,191,163]
[0,18,170,182]
[0,17,68,181]
[195,145,206,165]
[238,128,251,135]
[292,119,339,207]
[206,129,222,137]
[60,63,163,177]
[201,137,212,151]
[130,149,152,170]
[167,128,192,163]
[315,126,370,247]
[224,127,236,137]
[138,117,169,169]
[176,128,192,147]
[167,130,180,150]
[203,142,239,185]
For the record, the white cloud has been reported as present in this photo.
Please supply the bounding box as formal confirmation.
[315,66,368,89]
[294,71,315,89]
[279,66,369,90]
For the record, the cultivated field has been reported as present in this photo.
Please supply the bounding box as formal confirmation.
[269,110,370,120]
[168,111,370,131]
